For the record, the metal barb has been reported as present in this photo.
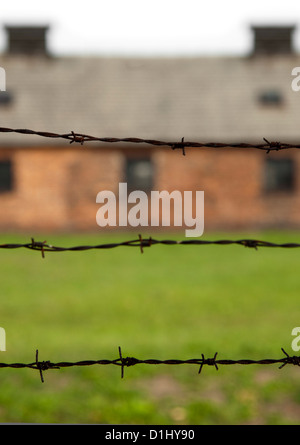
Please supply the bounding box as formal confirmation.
[172,137,186,155]
[279,348,300,369]
[118,346,125,379]
[30,238,47,258]
[138,234,144,254]
[35,349,45,383]
[198,352,219,374]
[69,131,85,145]
[263,138,283,154]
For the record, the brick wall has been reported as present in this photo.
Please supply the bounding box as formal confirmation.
[154,147,300,231]
[0,145,299,233]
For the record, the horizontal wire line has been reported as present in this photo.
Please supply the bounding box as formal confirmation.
[1,348,299,382]
[0,236,300,257]
[0,127,298,154]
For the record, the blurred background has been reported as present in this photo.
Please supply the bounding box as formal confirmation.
[0,0,300,425]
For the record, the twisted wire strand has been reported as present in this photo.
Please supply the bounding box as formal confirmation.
[0,127,297,154]
[0,236,299,258]
[1,348,299,382]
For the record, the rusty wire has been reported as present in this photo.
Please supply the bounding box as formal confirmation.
[0,236,300,258]
[0,129,299,386]
[0,347,299,383]
[0,127,298,155]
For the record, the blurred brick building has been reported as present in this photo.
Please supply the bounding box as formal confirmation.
[0,24,300,233]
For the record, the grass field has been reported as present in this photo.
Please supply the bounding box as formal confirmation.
[0,230,299,425]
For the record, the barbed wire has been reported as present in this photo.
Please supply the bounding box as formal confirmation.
[0,127,298,155]
[0,235,300,258]
[1,347,299,383]
[0,131,298,386]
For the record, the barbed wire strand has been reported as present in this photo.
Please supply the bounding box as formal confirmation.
[1,347,299,383]
[0,127,298,155]
[0,236,300,258]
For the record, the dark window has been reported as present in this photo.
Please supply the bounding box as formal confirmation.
[258,90,283,106]
[0,91,13,106]
[264,158,294,192]
[125,157,154,191]
[0,160,13,191]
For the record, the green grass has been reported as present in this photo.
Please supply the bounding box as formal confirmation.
[0,230,300,424]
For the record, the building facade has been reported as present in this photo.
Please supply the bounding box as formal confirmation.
[0,25,300,233]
